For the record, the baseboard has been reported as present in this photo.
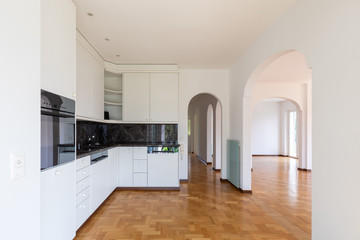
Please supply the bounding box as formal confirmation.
[196,155,207,165]
[252,154,298,159]
[298,168,312,172]
[239,188,252,194]
[180,179,189,183]
[219,178,252,194]
[212,167,221,172]
[116,187,180,191]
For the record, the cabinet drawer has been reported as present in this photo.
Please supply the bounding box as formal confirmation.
[133,160,147,172]
[76,187,90,206]
[76,197,90,230]
[76,176,90,194]
[133,147,147,159]
[133,173,147,187]
[76,156,90,170]
[76,166,90,182]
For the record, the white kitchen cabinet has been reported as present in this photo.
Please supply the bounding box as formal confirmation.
[41,161,76,240]
[122,73,150,121]
[150,73,179,122]
[108,147,119,193]
[76,41,104,120]
[118,147,133,186]
[122,72,179,122]
[133,147,148,159]
[76,41,92,117]
[148,153,179,187]
[92,59,105,119]
[41,0,76,100]
[76,156,91,230]
[90,158,109,213]
[133,173,148,187]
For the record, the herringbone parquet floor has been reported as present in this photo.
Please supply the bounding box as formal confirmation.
[75,155,311,240]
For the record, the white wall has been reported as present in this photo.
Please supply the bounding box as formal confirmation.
[229,0,360,239]
[0,0,41,239]
[252,101,282,155]
[179,69,229,179]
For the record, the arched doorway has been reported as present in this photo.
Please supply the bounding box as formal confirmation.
[242,50,312,190]
[252,97,301,162]
[188,93,223,176]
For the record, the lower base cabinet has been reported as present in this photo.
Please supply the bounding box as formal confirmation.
[41,161,76,240]
[90,158,109,213]
[148,153,179,187]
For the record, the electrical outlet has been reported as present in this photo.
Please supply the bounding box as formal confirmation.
[11,152,25,180]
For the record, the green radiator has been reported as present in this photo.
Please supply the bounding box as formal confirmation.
[227,140,240,188]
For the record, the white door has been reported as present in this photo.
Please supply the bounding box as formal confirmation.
[149,73,179,122]
[122,73,150,121]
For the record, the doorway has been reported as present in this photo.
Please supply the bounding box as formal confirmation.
[187,93,222,174]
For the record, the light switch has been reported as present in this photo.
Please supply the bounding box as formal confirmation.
[11,152,25,180]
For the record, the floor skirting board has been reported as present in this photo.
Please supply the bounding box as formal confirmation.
[116,187,180,191]
[219,178,252,194]
[252,154,298,160]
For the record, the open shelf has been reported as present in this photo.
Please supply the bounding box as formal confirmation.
[104,71,122,120]
[104,101,122,106]
[104,88,122,94]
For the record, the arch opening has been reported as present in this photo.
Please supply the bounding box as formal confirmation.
[187,93,223,177]
[241,50,312,191]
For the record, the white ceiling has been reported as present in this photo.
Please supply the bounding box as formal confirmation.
[256,51,312,83]
[73,0,297,68]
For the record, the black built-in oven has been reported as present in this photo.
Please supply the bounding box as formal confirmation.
[41,90,75,171]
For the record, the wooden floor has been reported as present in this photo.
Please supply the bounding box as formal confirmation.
[75,156,311,240]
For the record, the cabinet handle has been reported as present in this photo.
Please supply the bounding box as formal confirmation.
[54,170,61,176]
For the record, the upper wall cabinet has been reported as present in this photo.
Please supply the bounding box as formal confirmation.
[76,41,104,120]
[41,0,76,100]
[122,72,178,122]
[122,73,150,122]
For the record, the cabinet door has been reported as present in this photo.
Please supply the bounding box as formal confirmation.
[150,73,179,122]
[148,153,179,187]
[133,147,148,159]
[76,41,93,118]
[90,159,109,213]
[123,73,150,121]
[41,0,76,100]
[41,162,76,240]
[118,147,133,186]
[91,58,104,120]
[108,147,119,193]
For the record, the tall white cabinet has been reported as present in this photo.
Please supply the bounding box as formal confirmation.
[76,41,104,120]
[41,162,76,240]
[122,72,179,122]
[41,0,76,100]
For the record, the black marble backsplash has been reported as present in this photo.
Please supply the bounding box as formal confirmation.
[76,121,178,149]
